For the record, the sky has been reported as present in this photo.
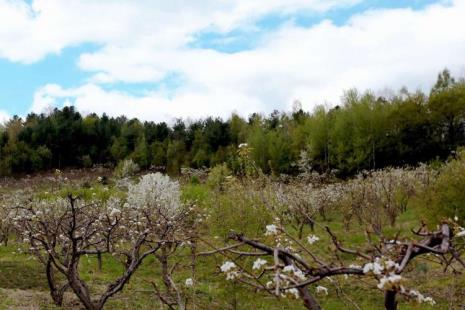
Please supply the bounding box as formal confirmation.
[0,0,465,123]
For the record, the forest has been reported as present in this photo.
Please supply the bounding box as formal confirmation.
[1,69,465,177]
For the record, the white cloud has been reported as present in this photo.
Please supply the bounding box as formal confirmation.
[0,0,359,63]
[0,110,10,123]
[2,0,465,121]
[32,83,263,122]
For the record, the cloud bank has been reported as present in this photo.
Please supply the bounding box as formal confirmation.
[1,0,465,121]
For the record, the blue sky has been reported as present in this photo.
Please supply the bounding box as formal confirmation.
[0,0,463,122]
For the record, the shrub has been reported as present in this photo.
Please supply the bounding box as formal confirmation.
[416,150,465,225]
[206,163,232,191]
[114,159,140,179]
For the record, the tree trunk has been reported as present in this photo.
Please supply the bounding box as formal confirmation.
[384,290,397,310]
[46,259,67,306]
[97,252,103,272]
[68,257,99,310]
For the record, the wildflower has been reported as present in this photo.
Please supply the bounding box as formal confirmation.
[185,278,194,287]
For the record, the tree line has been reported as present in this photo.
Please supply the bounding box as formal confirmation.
[1,69,464,176]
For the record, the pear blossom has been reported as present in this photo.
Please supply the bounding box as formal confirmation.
[385,260,400,272]
[252,258,267,270]
[265,224,279,236]
[377,274,402,290]
[408,289,436,306]
[363,259,384,275]
[315,286,328,295]
[285,288,300,299]
[221,261,239,280]
[282,265,295,273]
[307,235,320,245]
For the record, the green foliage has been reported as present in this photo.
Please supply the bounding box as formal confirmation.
[206,163,231,191]
[2,70,465,178]
[114,159,140,179]
[415,149,465,225]
[81,154,93,168]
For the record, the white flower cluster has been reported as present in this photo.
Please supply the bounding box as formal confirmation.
[363,258,384,275]
[282,265,306,281]
[265,224,279,236]
[377,274,402,290]
[185,278,194,287]
[266,280,300,299]
[220,261,239,280]
[252,258,267,270]
[402,288,436,306]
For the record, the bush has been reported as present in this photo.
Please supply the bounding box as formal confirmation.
[416,150,465,225]
[206,163,232,191]
[81,155,93,168]
[114,159,140,179]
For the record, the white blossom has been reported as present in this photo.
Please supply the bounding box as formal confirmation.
[220,261,239,280]
[127,173,181,218]
[252,258,267,270]
[456,229,465,237]
[408,289,436,306]
[265,224,279,236]
[385,260,400,272]
[377,274,402,290]
[221,261,236,273]
[315,285,328,295]
[285,288,300,299]
[185,278,194,287]
[363,258,384,275]
[307,235,320,245]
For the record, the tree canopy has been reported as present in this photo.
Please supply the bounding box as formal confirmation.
[1,69,465,177]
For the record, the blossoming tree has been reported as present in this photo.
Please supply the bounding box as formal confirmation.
[13,173,193,310]
[210,220,465,310]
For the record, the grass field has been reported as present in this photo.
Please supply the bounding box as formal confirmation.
[0,170,464,309]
